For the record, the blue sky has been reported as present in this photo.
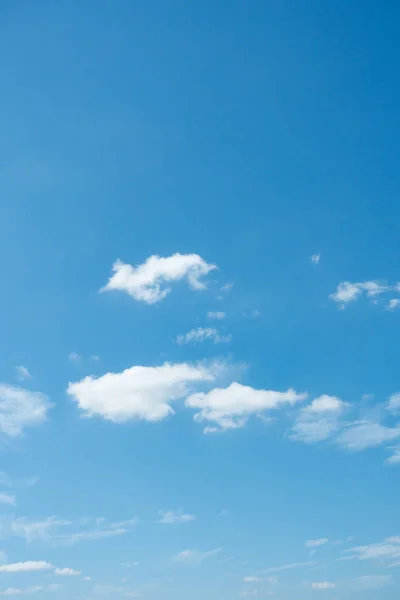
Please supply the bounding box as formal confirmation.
[0,0,400,598]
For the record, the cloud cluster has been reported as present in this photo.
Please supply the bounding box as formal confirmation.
[101,253,216,304]
[157,510,195,524]
[330,280,400,309]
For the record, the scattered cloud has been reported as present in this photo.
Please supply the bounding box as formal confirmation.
[386,447,400,465]
[0,385,51,437]
[310,254,321,265]
[157,510,195,524]
[68,352,81,363]
[0,587,46,596]
[68,361,221,423]
[176,327,231,345]
[0,494,16,507]
[388,393,400,414]
[15,367,31,382]
[291,396,348,443]
[101,253,216,304]
[305,538,329,548]
[311,582,335,589]
[350,575,393,590]
[221,283,234,292]
[172,548,220,565]
[244,577,262,583]
[207,311,226,320]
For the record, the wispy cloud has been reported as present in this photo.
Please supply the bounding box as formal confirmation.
[15,367,31,382]
[305,538,329,548]
[330,279,400,309]
[264,561,315,574]
[310,254,321,265]
[311,582,335,589]
[207,311,226,319]
[0,385,51,437]
[172,548,220,565]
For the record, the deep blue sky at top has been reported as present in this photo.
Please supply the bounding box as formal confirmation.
[0,2,400,598]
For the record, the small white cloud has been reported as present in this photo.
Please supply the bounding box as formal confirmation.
[68,352,81,363]
[386,298,400,311]
[207,311,226,319]
[101,253,216,304]
[157,510,195,524]
[343,537,400,561]
[15,367,31,382]
[244,577,262,583]
[264,561,315,574]
[172,548,220,565]
[0,493,16,506]
[221,283,234,292]
[0,385,51,437]
[310,254,321,265]
[67,361,220,424]
[0,562,53,573]
[305,538,329,548]
[311,582,335,589]
[386,448,400,465]
[54,567,81,576]
[91,355,100,361]
[176,327,231,345]
[186,382,307,432]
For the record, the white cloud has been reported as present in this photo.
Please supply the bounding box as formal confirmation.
[311,582,335,589]
[68,352,81,363]
[386,298,400,311]
[221,283,234,292]
[0,494,16,507]
[68,361,219,423]
[0,562,53,573]
[336,422,400,450]
[305,538,329,548]
[207,311,226,319]
[291,396,348,443]
[244,577,262,583]
[0,385,51,437]
[176,327,231,345]
[15,367,31,382]
[157,510,195,524]
[172,548,220,565]
[330,280,393,307]
[350,575,393,590]
[0,585,59,596]
[54,567,81,576]
[186,382,307,432]
[310,254,321,265]
[101,253,216,304]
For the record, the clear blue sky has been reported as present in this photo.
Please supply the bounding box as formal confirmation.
[0,1,400,598]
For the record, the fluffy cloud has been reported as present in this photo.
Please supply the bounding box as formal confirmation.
[101,253,216,304]
[186,383,307,432]
[176,327,231,345]
[310,254,320,264]
[0,562,53,573]
[157,510,195,524]
[387,298,400,311]
[68,361,219,423]
[305,538,329,548]
[172,548,220,565]
[0,385,51,437]
[291,396,348,443]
